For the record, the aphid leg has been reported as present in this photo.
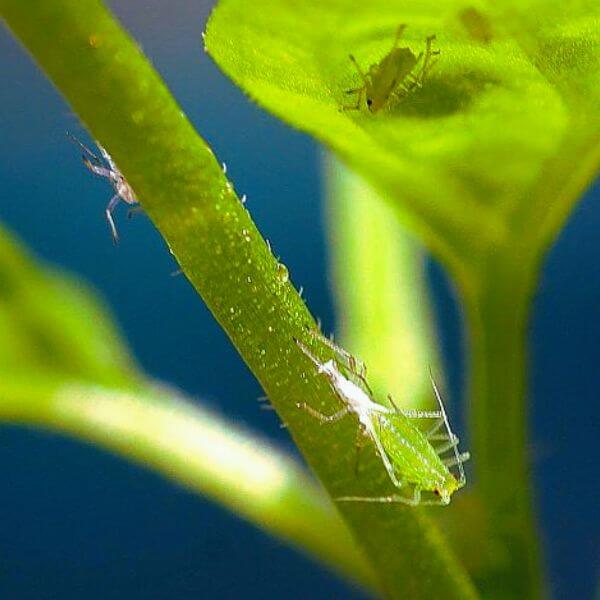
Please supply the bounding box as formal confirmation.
[426,418,445,438]
[428,369,467,487]
[315,331,373,394]
[98,143,119,174]
[127,205,144,219]
[443,452,471,468]
[341,86,364,111]
[434,434,460,455]
[294,337,322,369]
[428,432,454,441]
[337,487,421,506]
[387,394,399,411]
[105,194,121,243]
[372,419,404,489]
[392,24,408,49]
[257,396,276,411]
[348,54,369,86]
[414,35,440,86]
[296,402,350,423]
[82,159,112,179]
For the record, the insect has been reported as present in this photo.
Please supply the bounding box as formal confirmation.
[343,24,440,113]
[458,7,494,44]
[69,134,138,243]
[294,331,469,506]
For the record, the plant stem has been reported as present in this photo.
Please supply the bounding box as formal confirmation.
[463,247,543,599]
[324,157,438,410]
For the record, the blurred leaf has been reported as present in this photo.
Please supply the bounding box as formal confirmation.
[0,226,136,384]
[0,225,374,590]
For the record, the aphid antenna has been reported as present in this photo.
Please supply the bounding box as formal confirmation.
[428,368,467,486]
[348,54,369,85]
[393,23,408,46]
[387,393,399,411]
[67,132,101,165]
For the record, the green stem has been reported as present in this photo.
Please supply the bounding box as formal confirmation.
[0,1,477,596]
[464,247,543,599]
[324,157,438,410]
[0,374,375,590]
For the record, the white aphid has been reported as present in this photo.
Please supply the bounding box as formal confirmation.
[69,134,138,243]
[293,331,469,506]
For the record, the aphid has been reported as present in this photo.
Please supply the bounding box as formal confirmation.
[343,24,440,113]
[69,134,138,243]
[294,332,469,506]
[458,7,494,44]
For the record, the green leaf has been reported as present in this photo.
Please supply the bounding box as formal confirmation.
[206,0,596,272]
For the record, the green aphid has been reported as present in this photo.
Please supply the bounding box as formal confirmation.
[343,24,440,113]
[294,332,469,506]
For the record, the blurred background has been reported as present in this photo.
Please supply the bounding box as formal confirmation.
[0,1,598,598]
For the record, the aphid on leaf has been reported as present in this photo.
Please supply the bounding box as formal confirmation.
[69,134,138,243]
[343,24,440,113]
[294,332,469,506]
[459,7,494,44]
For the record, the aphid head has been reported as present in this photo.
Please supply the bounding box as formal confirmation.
[433,473,461,504]
[318,359,337,377]
[366,95,386,113]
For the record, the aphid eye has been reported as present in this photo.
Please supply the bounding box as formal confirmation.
[433,489,440,496]
[366,98,373,106]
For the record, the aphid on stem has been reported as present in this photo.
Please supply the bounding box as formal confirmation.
[294,330,469,506]
[69,134,138,243]
[342,24,440,113]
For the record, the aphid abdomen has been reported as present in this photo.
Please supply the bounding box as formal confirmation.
[377,412,449,492]
[366,48,418,112]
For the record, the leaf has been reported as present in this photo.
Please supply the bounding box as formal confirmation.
[205,0,597,273]
[0,225,136,384]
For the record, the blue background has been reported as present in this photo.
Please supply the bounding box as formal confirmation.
[1,1,598,598]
